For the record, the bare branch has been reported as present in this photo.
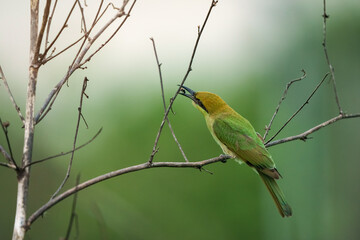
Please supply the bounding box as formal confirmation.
[149,0,218,163]
[24,127,102,168]
[64,174,80,240]
[36,0,52,61]
[0,66,25,124]
[13,0,40,239]
[0,118,18,170]
[266,113,360,148]
[45,0,58,50]
[265,73,329,145]
[42,0,78,61]
[51,77,89,199]
[42,35,85,63]
[0,145,17,169]
[35,0,136,123]
[79,0,136,67]
[26,154,231,228]
[150,37,189,162]
[263,70,307,140]
[322,0,342,114]
[76,0,87,34]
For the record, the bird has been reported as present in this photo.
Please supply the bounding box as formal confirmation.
[179,85,292,217]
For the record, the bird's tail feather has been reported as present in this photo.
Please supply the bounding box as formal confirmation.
[258,171,292,217]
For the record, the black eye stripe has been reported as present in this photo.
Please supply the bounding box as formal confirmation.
[196,98,208,113]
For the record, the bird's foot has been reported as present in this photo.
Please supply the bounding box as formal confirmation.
[219,154,229,163]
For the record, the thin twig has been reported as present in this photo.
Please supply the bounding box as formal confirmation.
[43,35,85,63]
[0,145,17,169]
[35,0,136,123]
[45,0,58,50]
[79,0,135,67]
[266,113,360,148]
[0,161,15,169]
[322,0,342,114]
[263,70,307,140]
[149,0,218,164]
[150,37,189,162]
[265,73,329,145]
[64,174,80,240]
[76,0,87,34]
[42,0,78,61]
[0,66,25,124]
[0,118,18,170]
[36,0,52,61]
[24,127,102,168]
[26,154,231,228]
[51,77,89,199]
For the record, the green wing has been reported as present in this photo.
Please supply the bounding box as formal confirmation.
[212,115,275,169]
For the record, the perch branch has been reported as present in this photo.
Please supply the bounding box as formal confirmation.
[150,37,189,162]
[149,0,218,163]
[0,66,25,124]
[26,154,232,228]
[265,73,329,145]
[263,70,306,140]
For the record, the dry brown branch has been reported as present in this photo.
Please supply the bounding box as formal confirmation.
[44,0,58,50]
[150,38,189,162]
[263,70,307,140]
[76,0,87,34]
[0,118,18,170]
[43,36,85,63]
[322,0,342,114]
[64,174,80,240]
[24,127,102,168]
[266,113,360,148]
[0,145,17,169]
[78,0,136,67]
[149,0,218,164]
[41,0,78,61]
[0,66,25,124]
[35,0,136,123]
[51,77,89,199]
[36,0,52,60]
[265,73,329,145]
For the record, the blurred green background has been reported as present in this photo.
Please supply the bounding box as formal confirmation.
[1,0,360,239]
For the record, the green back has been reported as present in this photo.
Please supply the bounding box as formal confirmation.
[212,113,275,169]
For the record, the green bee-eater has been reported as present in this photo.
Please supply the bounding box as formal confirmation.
[179,86,292,217]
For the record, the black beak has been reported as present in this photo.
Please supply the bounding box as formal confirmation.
[179,85,208,113]
[179,85,196,101]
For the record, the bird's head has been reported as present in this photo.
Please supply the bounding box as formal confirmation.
[179,85,227,115]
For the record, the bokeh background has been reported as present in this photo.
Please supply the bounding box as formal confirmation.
[1,0,360,239]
